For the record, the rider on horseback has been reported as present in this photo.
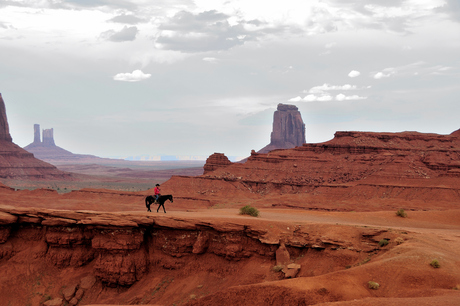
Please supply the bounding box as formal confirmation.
[154,184,161,203]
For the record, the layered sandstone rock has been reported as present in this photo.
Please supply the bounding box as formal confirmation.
[0,204,395,290]
[0,94,70,180]
[203,153,232,174]
[168,129,460,211]
[258,103,306,153]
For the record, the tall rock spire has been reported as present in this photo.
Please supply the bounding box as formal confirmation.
[258,103,306,153]
[34,124,41,143]
[0,93,13,142]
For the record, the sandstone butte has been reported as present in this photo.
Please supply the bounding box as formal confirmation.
[0,94,460,305]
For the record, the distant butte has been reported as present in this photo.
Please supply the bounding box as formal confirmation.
[0,93,70,180]
[24,123,114,165]
[258,103,306,153]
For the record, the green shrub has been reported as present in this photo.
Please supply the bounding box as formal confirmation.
[368,281,380,290]
[378,239,389,247]
[396,209,407,218]
[430,259,440,268]
[239,205,259,217]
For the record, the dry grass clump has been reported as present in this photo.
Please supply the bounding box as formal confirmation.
[368,281,380,290]
[430,259,441,268]
[239,205,260,217]
[395,237,404,245]
[396,209,408,218]
[273,265,284,272]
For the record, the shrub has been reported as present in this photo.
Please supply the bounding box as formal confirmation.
[430,259,440,268]
[239,205,259,217]
[378,239,389,247]
[273,265,284,272]
[368,281,380,290]
[396,209,407,218]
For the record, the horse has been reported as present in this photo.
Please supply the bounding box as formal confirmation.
[145,195,173,213]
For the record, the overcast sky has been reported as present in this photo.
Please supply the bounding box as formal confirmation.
[1,0,459,160]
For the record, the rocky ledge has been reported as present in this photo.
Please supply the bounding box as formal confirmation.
[0,205,395,288]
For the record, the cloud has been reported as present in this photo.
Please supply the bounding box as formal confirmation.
[335,94,367,101]
[101,26,138,42]
[113,69,151,82]
[155,10,257,52]
[373,71,393,79]
[202,57,218,63]
[348,70,360,77]
[108,14,145,25]
[290,82,368,102]
[296,93,366,102]
[306,83,358,94]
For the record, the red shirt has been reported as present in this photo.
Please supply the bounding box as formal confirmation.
[154,187,160,195]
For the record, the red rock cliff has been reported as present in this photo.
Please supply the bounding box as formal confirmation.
[0,93,12,142]
[258,103,306,153]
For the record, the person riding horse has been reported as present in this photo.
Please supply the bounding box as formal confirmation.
[154,184,161,203]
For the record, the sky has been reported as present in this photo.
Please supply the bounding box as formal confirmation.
[1,0,459,160]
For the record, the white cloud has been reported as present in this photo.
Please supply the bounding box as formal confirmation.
[203,57,218,63]
[113,70,151,82]
[336,94,367,101]
[306,83,358,94]
[348,70,360,78]
[288,96,302,102]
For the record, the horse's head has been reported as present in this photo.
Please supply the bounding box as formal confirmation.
[169,195,174,203]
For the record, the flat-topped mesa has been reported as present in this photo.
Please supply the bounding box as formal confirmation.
[203,153,232,174]
[0,93,12,142]
[258,103,306,153]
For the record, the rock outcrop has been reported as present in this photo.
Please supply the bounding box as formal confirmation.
[203,153,232,174]
[0,94,12,142]
[258,103,306,153]
[0,204,397,305]
[165,129,460,211]
[0,94,70,180]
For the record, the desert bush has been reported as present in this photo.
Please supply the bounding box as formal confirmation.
[378,239,389,247]
[368,281,380,290]
[396,209,407,218]
[239,205,259,217]
[430,259,440,268]
[395,237,404,245]
[273,265,284,272]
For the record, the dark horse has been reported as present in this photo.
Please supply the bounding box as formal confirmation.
[145,195,173,213]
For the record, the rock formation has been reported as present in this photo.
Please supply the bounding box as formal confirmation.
[0,204,399,305]
[24,124,110,164]
[164,129,460,211]
[0,94,12,142]
[33,123,41,144]
[258,103,306,153]
[0,94,71,180]
[42,127,56,146]
[203,153,232,174]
